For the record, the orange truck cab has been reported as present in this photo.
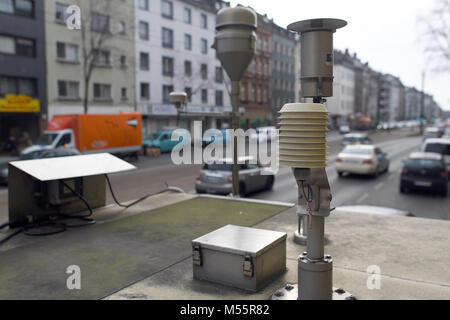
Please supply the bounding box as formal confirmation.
[22,113,143,158]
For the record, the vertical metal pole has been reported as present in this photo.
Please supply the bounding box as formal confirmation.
[420,71,425,135]
[231,81,240,196]
[306,215,325,261]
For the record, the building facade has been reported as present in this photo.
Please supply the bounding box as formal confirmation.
[44,0,136,120]
[270,22,296,120]
[0,0,47,146]
[135,0,231,136]
[239,11,272,129]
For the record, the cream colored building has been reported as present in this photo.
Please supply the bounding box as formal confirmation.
[44,0,136,119]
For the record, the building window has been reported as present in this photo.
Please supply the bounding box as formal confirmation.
[55,2,68,22]
[140,82,150,100]
[0,76,37,97]
[201,64,207,80]
[140,52,149,71]
[201,89,207,104]
[184,34,192,51]
[91,12,110,32]
[162,85,174,103]
[162,56,174,76]
[184,60,192,77]
[93,83,111,100]
[162,27,173,48]
[121,87,128,100]
[138,0,149,10]
[250,84,255,101]
[0,0,34,17]
[183,7,191,24]
[215,90,223,107]
[185,87,192,102]
[119,55,127,67]
[200,13,207,29]
[201,38,208,54]
[56,42,79,62]
[215,67,223,83]
[139,21,149,40]
[161,0,173,19]
[57,80,79,99]
[0,35,35,57]
[118,21,126,34]
[93,49,111,66]
[240,83,247,101]
[257,86,261,103]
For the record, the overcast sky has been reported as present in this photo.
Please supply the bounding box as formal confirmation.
[229,0,450,111]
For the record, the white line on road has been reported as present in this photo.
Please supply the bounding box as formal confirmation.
[356,193,369,203]
[374,182,385,190]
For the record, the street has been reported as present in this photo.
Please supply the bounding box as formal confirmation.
[1,128,448,222]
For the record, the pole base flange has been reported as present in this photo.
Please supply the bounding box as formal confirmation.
[271,284,356,300]
[293,231,308,245]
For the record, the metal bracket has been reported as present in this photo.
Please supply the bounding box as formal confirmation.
[243,255,254,277]
[193,245,202,266]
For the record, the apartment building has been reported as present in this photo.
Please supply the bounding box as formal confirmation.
[44,0,136,120]
[0,0,47,143]
[271,21,296,120]
[135,0,230,135]
[240,11,272,129]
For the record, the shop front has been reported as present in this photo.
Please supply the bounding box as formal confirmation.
[0,94,42,153]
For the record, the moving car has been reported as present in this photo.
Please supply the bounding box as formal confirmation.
[0,147,80,185]
[195,156,275,197]
[336,145,389,177]
[341,133,373,147]
[399,152,447,197]
[423,127,444,141]
[339,125,351,135]
[143,130,187,153]
[422,138,450,173]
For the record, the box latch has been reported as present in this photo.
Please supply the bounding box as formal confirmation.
[193,245,202,266]
[243,255,254,277]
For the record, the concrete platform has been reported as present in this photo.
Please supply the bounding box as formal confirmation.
[1,192,449,300]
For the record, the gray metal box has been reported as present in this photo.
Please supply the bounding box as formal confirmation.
[192,225,287,292]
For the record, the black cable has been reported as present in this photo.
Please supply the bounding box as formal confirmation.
[0,222,9,230]
[105,174,185,209]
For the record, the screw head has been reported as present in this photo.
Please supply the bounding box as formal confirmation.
[335,288,346,294]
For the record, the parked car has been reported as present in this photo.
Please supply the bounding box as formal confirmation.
[195,156,275,197]
[421,138,450,173]
[399,152,447,197]
[423,127,444,141]
[336,145,389,177]
[0,147,80,185]
[341,133,373,147]
[339,125,351,135]
[142,130,187,153]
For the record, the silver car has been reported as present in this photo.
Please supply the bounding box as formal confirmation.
[195,157,275,197]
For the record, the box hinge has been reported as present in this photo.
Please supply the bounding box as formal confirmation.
[243,255,254,277]
[193,245,202,266]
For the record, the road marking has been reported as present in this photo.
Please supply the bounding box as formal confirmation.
[356,193,369,203]
[374,182,384,190]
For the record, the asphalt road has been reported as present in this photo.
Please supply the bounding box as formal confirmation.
[1,129,449,222]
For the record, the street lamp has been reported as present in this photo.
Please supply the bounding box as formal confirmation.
[212,6,257,197]
[169,91,188,127]
[272,18,354,300]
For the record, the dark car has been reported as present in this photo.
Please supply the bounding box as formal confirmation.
[400,152,448,197]
[0,147,80,186]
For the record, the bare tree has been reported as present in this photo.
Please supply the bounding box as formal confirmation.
[419,0,450,72]
[75,0,135,113]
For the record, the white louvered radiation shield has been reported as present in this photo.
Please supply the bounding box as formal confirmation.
[278,103,328,168]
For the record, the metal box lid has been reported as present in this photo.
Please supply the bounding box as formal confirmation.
[192,225,287,258]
